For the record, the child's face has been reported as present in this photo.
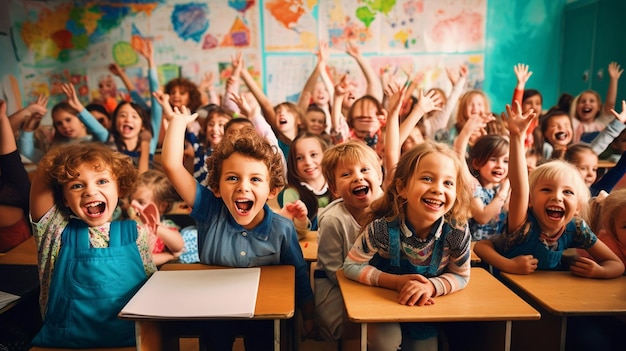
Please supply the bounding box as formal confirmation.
[205,114,230,148]
[401,126,424,154]
[98,75,117,99]
[350,99,382,138]
[544,114,573,148]
[572,151,598,187]
[52,110,87,139]
[576,92,600,123]
[397,153,457,235]
[475,154,509,188]
[613,207,626,245]
[464,94,486,121]
[312,81,329,106]
[522,95,542,116]
[331,159,382,216]
[169,86,190,109]
[132,185,168,215]
[303,110,326,135]
[213,152,277,230]
[115,103,143,140]
[294,138,324,185]
[62,162,119,227]
[275,105,298,135]
[529,173,579,236]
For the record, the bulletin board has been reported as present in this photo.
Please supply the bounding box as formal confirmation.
[8,0,486,109]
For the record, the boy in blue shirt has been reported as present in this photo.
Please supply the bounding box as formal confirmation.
[162,106,316,350]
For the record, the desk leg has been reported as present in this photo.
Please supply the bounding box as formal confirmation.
[136,321,162,351]
[504,320,511,351]
[559,317,567,351]
[274,319,280,351]
[360,323,367,351]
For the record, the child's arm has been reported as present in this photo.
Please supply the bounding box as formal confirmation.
[330,75,352,145]
[239,58,276,127]
[603,62,623,116]
[297,40,331,113]
[135,39,163,154]
[29,149,56,223]
[425,64,467,135]
[277,200,311,240]
[137,130,151,174]
[62,83,110,142]
[470,179,510,224]
[589,100,626,155]
[382,78,404,186]
[161,107,199,207]
[346,40,382,102]
[474,239,539,274]
[512,63,532,106]
[8,95,48,133]
[502,102,537,233]
[572,239,625,278]
[198,71,219,106]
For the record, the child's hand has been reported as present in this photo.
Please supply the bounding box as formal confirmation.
[280,200,308,222]
[198,71,215,93]
[503,101,537,137]
[610,100,626,123]
[569,256,603,278]
[608,61,623,80]
[416,89,443,115]
[231,51,244,78]
[383,77,405,115]
[153,90,175,120]
[514,63,533,85]
[398,278,435,306]
[317,39,329,63]
[345,40,360,58]
[172,106,199,125]
[108,63,124,77]
[61,83,85,112]
[334,74,353,98]
[26,94,48,115]
[510,255,538,274]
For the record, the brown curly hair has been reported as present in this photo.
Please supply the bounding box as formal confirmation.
[164,77,202,112]
[205,127,285,193]
[37,142,137,213]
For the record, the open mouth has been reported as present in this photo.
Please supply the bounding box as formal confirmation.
[122,124,134,133]
[582,107,592,114]
[85,201,106,217]
[423,198,443,210]
[554,132,568,141]
[278,117,288,125]
[235,199,253,213]
[352,185,370,197]
[546,206,564,219]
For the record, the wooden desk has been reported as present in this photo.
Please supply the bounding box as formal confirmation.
[337,267,540,351]
[500,271,626,351]
[0,236,37,265]
[299,231,318,262]
[121,264,295,351]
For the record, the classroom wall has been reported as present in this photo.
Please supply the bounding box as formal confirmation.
[1,0,570,119]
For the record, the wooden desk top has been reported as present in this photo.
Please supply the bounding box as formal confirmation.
[501,271,626,316]
[0,236,37,266]
[157,264,295,320]
[598,160,616,169]
[337,267,540,323]
[299,231,318,262]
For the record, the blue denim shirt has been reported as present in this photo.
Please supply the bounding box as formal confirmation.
[191,184,313,305]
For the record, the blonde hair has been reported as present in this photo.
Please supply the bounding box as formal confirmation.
[135,170,182,213]
[368,140,473,227]
[321,140,382,193]
[454,90,490,128]
[528,160,590,220]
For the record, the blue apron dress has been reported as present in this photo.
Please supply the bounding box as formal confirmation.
[369,219,447,341]
[32,219,147,348]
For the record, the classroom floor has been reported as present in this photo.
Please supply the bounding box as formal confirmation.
[179,337,337,351]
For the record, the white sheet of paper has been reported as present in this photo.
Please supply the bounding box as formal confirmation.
[120,268,260,319]
[0,291,20,310]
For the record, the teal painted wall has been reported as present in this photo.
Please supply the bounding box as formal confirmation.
[485,0,567,114]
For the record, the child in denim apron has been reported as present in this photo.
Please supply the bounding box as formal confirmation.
[344,141,474,351]
[474,102,623,278]
[29,142,156,348]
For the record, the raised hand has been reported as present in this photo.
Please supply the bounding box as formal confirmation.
[231,51,244,78]
[172,105,199,125]
[281,200,308,222]
[502,101,537,137]
[61,83,85,112]
[153,90,174,120]
[229,92,253,118]
[383,76,404,113]
[514,63,533,85]
[416,89,443,115]
[608,61,624,80]
[345,40,360,58]
[108,63,124,77]
[317,39,330,63]
[198,71,215,93]
[610,100,626,123]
